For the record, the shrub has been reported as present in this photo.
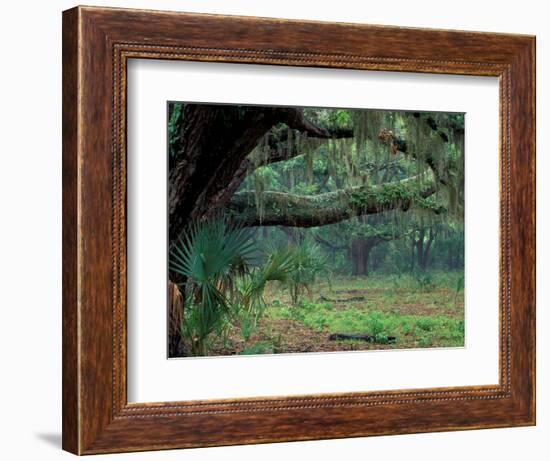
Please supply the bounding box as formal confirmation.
[170,219,295,356]
[283,240,328,305]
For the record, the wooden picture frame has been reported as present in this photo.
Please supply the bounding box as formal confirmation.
[62,5,536,455]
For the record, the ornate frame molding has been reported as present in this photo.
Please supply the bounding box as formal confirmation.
[62,6,535,454]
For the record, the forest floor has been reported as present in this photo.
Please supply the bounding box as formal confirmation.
[209,272,465,356]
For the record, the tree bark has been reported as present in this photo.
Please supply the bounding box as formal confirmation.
[168,104,355,244]
[168,104,457,245]
[169,104,283,243]
[414,227,436,270]
[228,171,439,228]
[421,227,436,269]
[168,282,186,357]
[415,228,425,270]
[351,237,373,276]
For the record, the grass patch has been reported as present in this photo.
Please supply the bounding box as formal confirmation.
[265,271,464,350]
[240,342,275,355]
[209,271,465,355]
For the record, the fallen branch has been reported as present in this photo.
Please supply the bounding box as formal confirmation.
[329,333,397,344]
[319,294,366,303]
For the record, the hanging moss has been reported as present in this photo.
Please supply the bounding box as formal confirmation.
[253,171,266,222]
[228,107,464,240]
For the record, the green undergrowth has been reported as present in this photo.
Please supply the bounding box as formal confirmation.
[265,271,465,349]
[268,302,463,348]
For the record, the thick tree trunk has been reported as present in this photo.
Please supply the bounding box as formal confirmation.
[350,237,380,276]
[421,227,436,269]
[351,237,368,276]
[166,104,461,356]
[168,104,452,245]
[168,104,355,245]
[169,105,281,244]
[414,227,436,270]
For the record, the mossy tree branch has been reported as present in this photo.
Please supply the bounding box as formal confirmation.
[228,171,441,228]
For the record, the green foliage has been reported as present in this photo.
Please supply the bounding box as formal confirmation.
[169,218,259,356]
[167,103,466,356]
[367,311,385,338]
[229,247,297,342]
[269,297,464,349]
[265,272,465,350]
[240,342,275,355]
[169,219,298,356]
[455,274,464,301]
[226,105,465,280]
[282,241,328,305]
[413,271,436,292]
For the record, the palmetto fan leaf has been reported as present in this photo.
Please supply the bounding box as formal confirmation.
[169,218,262,356]
[235,248,297,305]
[170,219,259,284]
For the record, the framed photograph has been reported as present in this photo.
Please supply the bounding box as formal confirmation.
[62,5,535,455]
